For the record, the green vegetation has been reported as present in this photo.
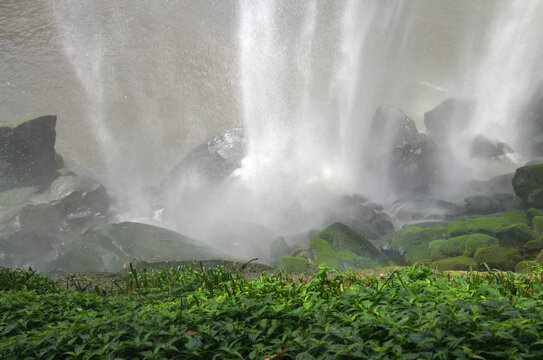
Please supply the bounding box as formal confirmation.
[389,224,447,263]
[430,256,477,271]
[309,237,377,271]
[2,264,543,359]
[474,246,522,271]
[447,210,527,237]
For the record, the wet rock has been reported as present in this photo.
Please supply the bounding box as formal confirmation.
[55,222,232,272]
[424,98,474,141]
[327,195,395,241]
[163,127,245,187]
[0,115,60,191]
[470,134,513,159]
[369,106,436,194]
[463,194,504,215]
[517,83,543,156]
[512,163,543,208]
[389,193,462,222]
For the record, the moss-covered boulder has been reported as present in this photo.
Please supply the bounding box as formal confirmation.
[428,237,466,260]
[515,260,539,273]
[275,256,312,273]
[533,216,543,236]
[513,164,543,208]
[55,222,231,272]
[430,256,477,271]
[388,224,447,264]
[527,208,543,226]
[463,234,499,257]
[447,210,527,237]
[496,223,537,248]
[309,237,378,271]
[316,222,385,261]
[474,246,522,271]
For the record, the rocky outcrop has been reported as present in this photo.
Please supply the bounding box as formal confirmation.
[512,163,543,208]
[163,127,245,188]
[424,98,474,140]
[368,106,437,195]
[0,115,61,192]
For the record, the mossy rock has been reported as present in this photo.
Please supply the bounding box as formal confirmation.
[527,208,543,226]
[316,222,386,262]
[275,256,313,273]
[523,239,543,253]
[428,237,466,260]
[533,216,543,236]
[512,164,543,208]
[515,260,540,273]
[474,246,522,271]
[496,223,537,248]
[447,210,527,237]
[309,237,378,271]
[536,250,543,264]
[389,224,447,264]
[430,256,477,271]
[269,237,292,262]
[55,222,232,272]
[463,234,499,257]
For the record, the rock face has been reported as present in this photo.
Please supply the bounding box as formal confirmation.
[424,98,473,140]
[327,195,395,242]
[164,127,245,187]
[55,222,231,273]
[470,135,513,159]
[0,115,60,192]
[512,163,543,208]
[368,106,436,194]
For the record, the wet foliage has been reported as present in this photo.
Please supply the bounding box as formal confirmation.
[2,264,543,359]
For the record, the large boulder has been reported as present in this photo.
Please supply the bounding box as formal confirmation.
[512,163,543,208]
[326,195,394,242]
[424,98,474,141]
[315,222,387,262]
[470,135,512,159]
[0,175,111,271]
[163,127,245,188]
[0,115,60,191]
[55,222,232,273]
[389,193,462,222]
[368,106,436,194]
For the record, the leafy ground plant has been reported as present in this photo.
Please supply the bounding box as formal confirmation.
[2,264,543,359]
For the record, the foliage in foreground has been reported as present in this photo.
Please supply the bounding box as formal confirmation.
[2,264,543,359]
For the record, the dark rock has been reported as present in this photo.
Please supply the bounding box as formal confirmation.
[469,173,515,194]
[424,98,474,140]
[368,106,437,194]
[389,193,462,222]
[327,195,395,241]
[463,194,504,215]
[55,221,232,272]
[470,134,513,159]
[0,115,60,191]
[512,163,543,208]
[163,127,245,187]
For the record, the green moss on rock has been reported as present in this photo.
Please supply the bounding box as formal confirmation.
[389,224,447,264]
[527,208,543,226]
[496,223,537,248]
[533,216,543,236]
[317,222,385,262]
[447,210,527,237]
[275,256,312,273]
[430,256,477,271]
[474,246,522,271]
[463,234,499,257]
[428,237,466,260]
[309,237,377,271]
[515,260,539,273]
[512,164,543,208]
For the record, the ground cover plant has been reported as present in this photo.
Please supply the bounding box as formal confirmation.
[2,264,543,359]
